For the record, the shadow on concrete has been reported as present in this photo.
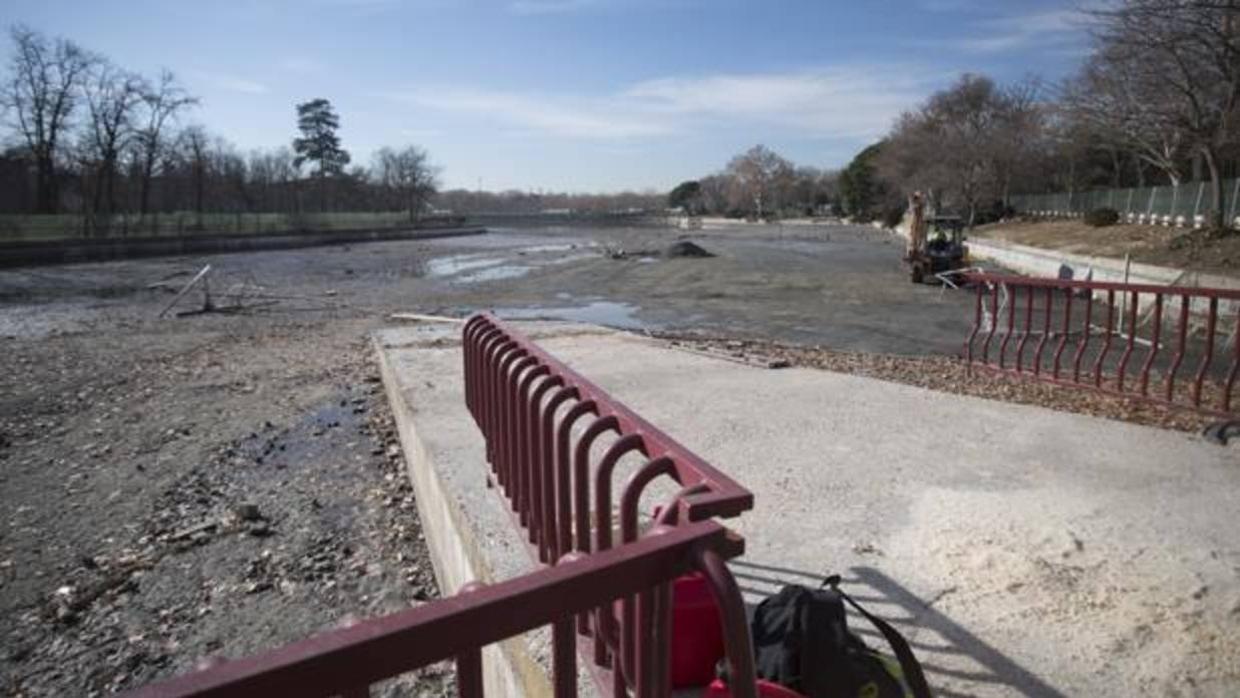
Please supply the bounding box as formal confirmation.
[730,560,1065,698]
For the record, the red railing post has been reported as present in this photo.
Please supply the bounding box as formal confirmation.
[1116,290,1139,393]
[1016,282,1034,373]
[1193,298,1218,407]
[999,283,1016,369]
[1223,308,1240,413]
[457,648,484,698]
[1052,286,1073,379]
[1165,295,1190,401]
[1138,294,1164,396]
[959,272,1240,419]
[1072,287,1093,383]
[1032,286,1052,375]
[966,282,983,365]
[981,282,999,363]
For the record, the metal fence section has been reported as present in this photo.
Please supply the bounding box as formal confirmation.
[463,313,757,696]
[963,272,1240,417]
[120,521,756,698]
[1009,179,1240,226]
[121,314,760,698]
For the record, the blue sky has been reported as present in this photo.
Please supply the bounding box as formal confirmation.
[2,0,1094,192]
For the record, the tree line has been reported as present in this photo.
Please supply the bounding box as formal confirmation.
[667,145,840,220]
[670,3,1240,231]
[843,1,1240,231]
[0,25,438,236]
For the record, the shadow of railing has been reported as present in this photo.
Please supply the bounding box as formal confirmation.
[731,560,1066,698]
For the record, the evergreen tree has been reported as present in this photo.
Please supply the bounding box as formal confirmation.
[292,98,350,210]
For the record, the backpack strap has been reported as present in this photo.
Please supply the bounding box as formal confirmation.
[821,575,933,698]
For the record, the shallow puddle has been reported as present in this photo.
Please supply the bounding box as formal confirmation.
[492,300,643,329]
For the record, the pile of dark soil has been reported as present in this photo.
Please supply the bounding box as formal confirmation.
[664,241,714,258]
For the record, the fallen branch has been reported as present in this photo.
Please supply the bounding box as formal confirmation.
[158,265,212,318]
[389,312,465,324]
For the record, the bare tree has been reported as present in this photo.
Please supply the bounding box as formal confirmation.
[877,74,1038,225]
[177,124,209,226]
[372,145,439,221]
[1093,0,1240,228]
[725,144,794,218]
[2,25,94,213]
[1062,49,1188,185]
[134,69,196,216]
[80,60,145,231]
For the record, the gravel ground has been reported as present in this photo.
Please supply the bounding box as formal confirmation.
[0,320,448,696]
[1,222,1230,696]
[657,334,1222,434]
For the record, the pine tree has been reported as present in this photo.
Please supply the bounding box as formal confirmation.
[292,98,350,211]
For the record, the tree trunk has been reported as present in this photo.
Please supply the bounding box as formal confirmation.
[1202,145,1225,230]
[104,160,116,216]
[91,164,105,222]
[140,156,155,216]
[194,164,205,230]
[36,156,58,214]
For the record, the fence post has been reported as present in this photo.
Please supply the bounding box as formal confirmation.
[1125,188,1134,215]
[1229,178,1240,223]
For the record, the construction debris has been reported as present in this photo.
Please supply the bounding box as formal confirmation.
[158,264,213,318]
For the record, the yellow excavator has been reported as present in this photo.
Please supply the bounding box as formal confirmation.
[903,191,968,283]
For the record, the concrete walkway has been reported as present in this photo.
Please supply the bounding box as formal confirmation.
[376,322,1239,698]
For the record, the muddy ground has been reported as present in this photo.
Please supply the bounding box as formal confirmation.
[0,221,1218,696]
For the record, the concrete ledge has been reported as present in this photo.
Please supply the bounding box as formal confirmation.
[374,328,543,698]
[382,320,1239,696]
[966,237,1240,290]
[374,323,616,698]
[0,225,486,269]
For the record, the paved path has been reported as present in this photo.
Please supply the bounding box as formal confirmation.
[379,321,1239,697]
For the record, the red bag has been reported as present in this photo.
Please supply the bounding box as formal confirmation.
[670,573,726,687]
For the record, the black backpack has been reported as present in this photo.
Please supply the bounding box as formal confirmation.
[747,574,932,698]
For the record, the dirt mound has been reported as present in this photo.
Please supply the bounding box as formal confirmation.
[664,240,714,258]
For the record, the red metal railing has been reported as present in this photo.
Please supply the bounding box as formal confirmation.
[123,313,758,698]
[463,313,756,697]
[121,521,755,698]
[963,271,1240,416]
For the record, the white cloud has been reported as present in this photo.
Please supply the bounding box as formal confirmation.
[929,7,1095,54]
[189,71,268,95]
[381,88,669,139]
[624,69,925,139]
[380,66,934,142]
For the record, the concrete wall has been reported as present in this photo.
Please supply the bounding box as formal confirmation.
[890,220,1240,315]
[0,225,486,269]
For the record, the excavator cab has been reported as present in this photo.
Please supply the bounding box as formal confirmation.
[908,215,967,283]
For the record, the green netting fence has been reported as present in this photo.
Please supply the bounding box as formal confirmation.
[1009,179,1240,224]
